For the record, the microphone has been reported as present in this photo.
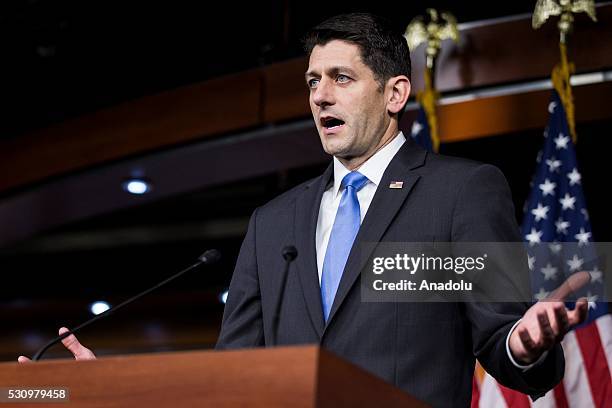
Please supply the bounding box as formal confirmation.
[271,246,298,346]
[31,249,221,361]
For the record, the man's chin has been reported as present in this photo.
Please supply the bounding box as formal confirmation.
[321,135,349,155]
[325,149,361,165]
[322,144,349,157]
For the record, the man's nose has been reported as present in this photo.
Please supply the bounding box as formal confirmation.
[312,78,335,107]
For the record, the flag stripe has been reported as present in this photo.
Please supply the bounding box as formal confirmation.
[596,314,612,377]
[471,374,481,408]
[574,322,612,407]
[499,383,531,408]
[552,383,569,408]
[531,388,558,408]
[479,373,507,408]
[562,331,596,407]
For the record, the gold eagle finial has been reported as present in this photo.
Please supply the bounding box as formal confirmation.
[404,9,459,68]
[533,0,597,42]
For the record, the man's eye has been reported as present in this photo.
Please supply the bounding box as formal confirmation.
[337,74,350,83]
[307,78,319,88]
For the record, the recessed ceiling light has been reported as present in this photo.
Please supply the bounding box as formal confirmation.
[90,301,111,315]
[122,178,152,195]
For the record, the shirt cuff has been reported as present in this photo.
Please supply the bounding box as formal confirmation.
[505,319,549,372]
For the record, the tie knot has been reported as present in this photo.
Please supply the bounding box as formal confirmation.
[341,171,369,192]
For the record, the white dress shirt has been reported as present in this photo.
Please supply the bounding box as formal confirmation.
[315,131,406,282]
[313,130,542,370]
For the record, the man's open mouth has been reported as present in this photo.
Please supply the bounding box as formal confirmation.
[321,116,345,129]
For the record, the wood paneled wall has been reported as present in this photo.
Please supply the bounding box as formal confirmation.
[1,6,611,194]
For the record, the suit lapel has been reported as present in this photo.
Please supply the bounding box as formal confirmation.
[294,163,333,338]
[325,140,427,326]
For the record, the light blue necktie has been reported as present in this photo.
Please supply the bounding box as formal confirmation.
[321,171,369,322]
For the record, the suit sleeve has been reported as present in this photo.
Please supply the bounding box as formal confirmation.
[216,208,265,349]
[451,164,565,397]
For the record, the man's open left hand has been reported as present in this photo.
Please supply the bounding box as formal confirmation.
[509,271,590,364]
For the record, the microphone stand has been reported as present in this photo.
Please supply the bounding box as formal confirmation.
[31,249,221,361]
[271,246,297,346]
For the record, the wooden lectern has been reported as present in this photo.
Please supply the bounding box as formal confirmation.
[0,346,428,407]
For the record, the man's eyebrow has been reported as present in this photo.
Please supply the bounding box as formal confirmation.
[329,66,357,76]
[305,70,317,80]
[305,66,357,80]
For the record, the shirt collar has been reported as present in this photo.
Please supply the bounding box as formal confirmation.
[331,131,406,198]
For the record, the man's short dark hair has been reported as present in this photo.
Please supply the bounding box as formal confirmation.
[302,13,412,88]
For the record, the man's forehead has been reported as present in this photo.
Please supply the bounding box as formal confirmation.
[306,40,364,74]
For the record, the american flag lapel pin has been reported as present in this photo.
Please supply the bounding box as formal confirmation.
[389,181,403,189]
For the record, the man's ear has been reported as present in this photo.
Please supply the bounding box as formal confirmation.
[386,75,411,115]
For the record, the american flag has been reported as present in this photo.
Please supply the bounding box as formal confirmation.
[410,105,434,152]
[473,91,612,407]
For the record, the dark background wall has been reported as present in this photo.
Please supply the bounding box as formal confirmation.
[0,0,610,361]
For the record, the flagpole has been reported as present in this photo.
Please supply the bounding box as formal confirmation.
[404,9,458,153]
[532,0,598,144]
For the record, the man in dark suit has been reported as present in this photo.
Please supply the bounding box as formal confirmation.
[19,12,588,408]
[215,13,588,407]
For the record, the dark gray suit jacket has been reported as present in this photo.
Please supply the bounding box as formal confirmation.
[216,139,564,407]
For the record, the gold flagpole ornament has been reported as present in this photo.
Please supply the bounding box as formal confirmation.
[532,0,597,43]
[404,9,459,152]
[404,9,459,70]
[532,0,597,142]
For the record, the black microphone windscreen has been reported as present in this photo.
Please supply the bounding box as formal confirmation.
[282,246,298,261]
[198,249,221,264]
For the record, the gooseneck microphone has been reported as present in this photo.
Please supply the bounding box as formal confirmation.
[271,246,298,346]
[31,249,221,361]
